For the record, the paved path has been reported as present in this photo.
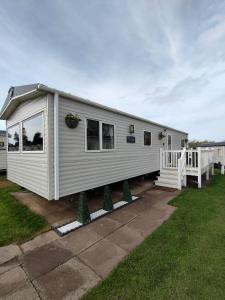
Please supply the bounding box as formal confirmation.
[0,188,180,300]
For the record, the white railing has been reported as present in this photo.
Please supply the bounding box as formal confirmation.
[186,149,198,170]
[160,147,215,189]
[161,150,182,169]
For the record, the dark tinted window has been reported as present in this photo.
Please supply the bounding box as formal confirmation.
[22,113,44,151]
[8,124,20,152]
[144,131,151,146]
[102,123,114,149]
[87,119,100,150]
[181,139,185,148]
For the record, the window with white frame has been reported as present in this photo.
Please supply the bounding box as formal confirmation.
[87,119,100,150]
[181,139,185,148]
[22,113,44,151]
[144,131,151,146]
[86,119,115,151]
[102,123,114,149]
[8,124,20,152]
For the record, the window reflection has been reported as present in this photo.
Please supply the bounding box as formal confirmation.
[22,113,44,151]
[8,124,20,151]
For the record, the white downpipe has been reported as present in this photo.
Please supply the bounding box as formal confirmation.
[160,148,163,171]
[54,92,59,200]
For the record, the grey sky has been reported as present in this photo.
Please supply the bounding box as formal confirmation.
[0,0,225,140]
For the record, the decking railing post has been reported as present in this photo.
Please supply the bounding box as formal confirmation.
[198,147,202,188]
[206,166,209,180]
[178,159,181,190]
[222,165,225,175]
[211,163,214,175]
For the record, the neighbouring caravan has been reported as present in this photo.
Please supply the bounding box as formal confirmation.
[0,130,7,171]
[200,142,225,174]
[0,84,188,200]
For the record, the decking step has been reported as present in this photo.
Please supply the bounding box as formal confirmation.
[158,174,178,180]
[155,181,178,189]
[160,169,178,176]
[156,177,178,185]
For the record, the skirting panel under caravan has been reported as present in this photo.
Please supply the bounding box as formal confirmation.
[0,150,7,171]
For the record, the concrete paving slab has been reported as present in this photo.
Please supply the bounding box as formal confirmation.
[106,207,137,225]
[33,257,100,300]
[0,257,19,276]
[126,207,171,237]
[0,244,22,265]
[20,241,74,280]
[78,239,127,278]
[107,226,144,252]
[145,188,180,204]
[21,230,59,253]
[56,227,102,255]
[0,266,28,298]
[3,282,40,300]
[87,217,122,237]
[124,197,155,215]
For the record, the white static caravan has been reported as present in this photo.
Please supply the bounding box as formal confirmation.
[200,142,225,174]
[0,84,188,200]
[0,130,7,171]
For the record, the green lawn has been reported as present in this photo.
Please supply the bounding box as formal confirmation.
[0,176,49,246]
[83,173,225,300]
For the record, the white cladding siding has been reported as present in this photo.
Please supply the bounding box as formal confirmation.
[58,97,187,197]
[213,146,225,165]
[0,150,7,170]
[6,96,50,199]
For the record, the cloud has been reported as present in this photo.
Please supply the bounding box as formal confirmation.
[0,0,225,141]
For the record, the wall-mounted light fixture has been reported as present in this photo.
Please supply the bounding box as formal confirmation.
[129,125,135,134]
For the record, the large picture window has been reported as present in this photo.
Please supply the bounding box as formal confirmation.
[102,123,114,149]
[8,124,20,152]
[87,119,100,150]
[22,113,44,151]
[144,131,151,146]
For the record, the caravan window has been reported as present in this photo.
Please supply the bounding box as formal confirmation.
[144,131,151,146]
[8,124,20,152]
[22,113,44,151]
[87,119,100,150]
[102,123,114,149]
